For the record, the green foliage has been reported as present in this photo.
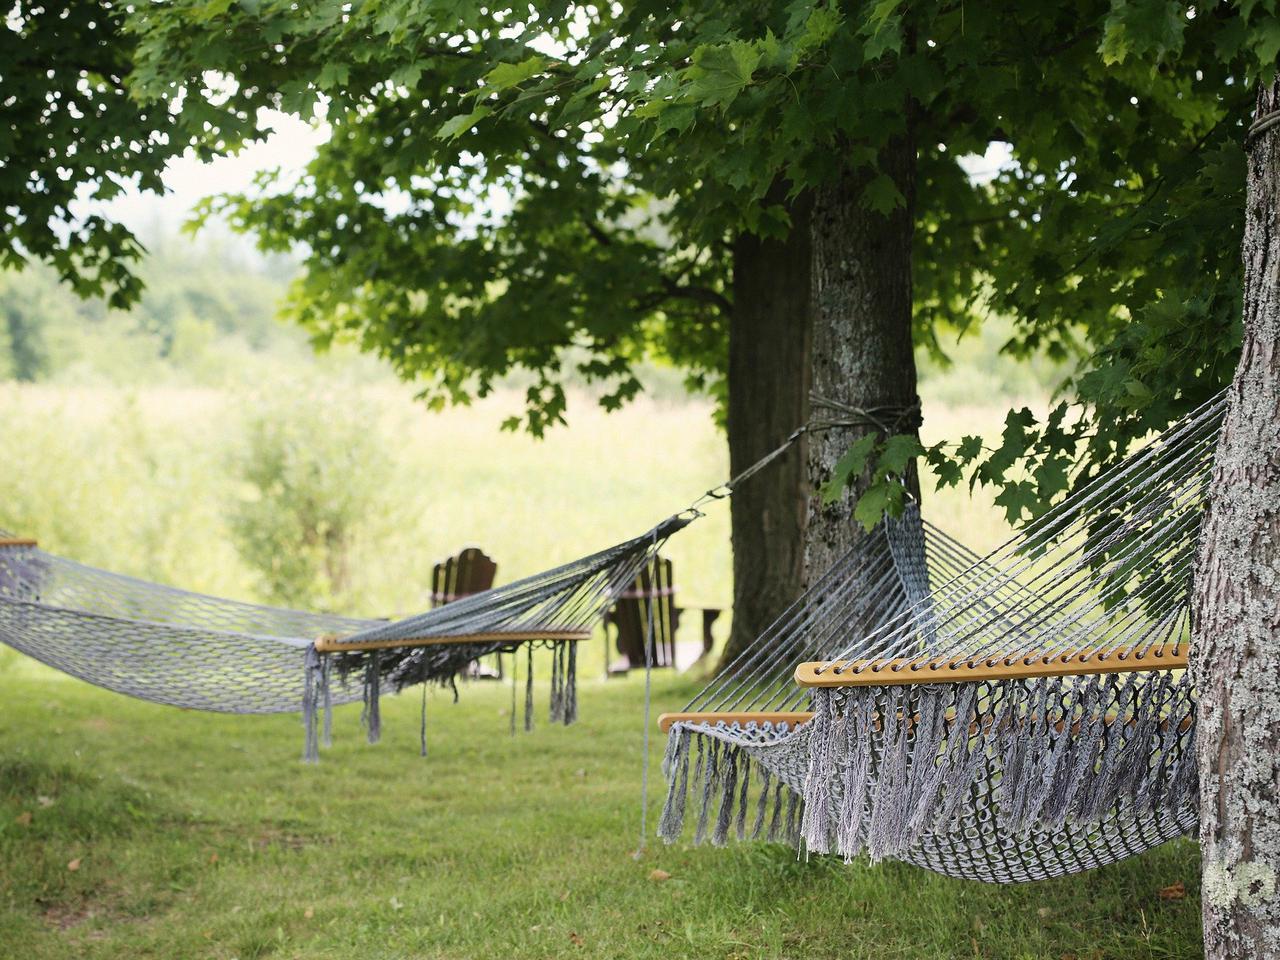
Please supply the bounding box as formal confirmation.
[798,1,1275,523]
[0,277,56,381]
[0,0,269,306]
[227,390,392,610]
[122,0,1275,512]
[0,239,307,388]
[821,432,926,530]
[904,4,1275,524]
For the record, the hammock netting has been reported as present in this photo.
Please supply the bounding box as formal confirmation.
[657,393,1225,882]
[0,515,687,759]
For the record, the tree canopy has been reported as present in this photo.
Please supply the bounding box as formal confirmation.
[0,0,270,306]
[5,0,1280,519]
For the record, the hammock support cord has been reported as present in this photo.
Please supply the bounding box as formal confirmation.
[657,392,1225,883]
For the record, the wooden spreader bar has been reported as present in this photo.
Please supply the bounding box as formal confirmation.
[795,646,1187,688]
[0,538,37,548]
[657,711,814,734]
[313,629,591,654]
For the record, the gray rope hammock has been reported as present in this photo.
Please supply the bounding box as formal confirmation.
[0,515,689,760]
[656,391,1225,883]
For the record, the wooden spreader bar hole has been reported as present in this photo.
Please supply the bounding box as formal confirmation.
[313,629,591,654]
[657,711,815,734]
[795,646,1187,688]
[0,538,37,548]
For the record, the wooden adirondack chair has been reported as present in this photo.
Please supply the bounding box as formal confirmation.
[432,547,500,678]
[431,547,497,607]
[605,555,720,675]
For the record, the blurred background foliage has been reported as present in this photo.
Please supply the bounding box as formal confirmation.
[0,228,1056,622]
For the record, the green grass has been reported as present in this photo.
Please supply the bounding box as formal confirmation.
[0,655,1202,960]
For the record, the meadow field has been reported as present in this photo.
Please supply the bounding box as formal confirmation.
[0,375,1204,958]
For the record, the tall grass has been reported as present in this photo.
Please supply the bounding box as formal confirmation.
[0,376,1021,612]
[0,382,730,610]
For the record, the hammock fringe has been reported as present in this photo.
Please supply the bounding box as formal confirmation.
[799,674,1199,863]
[658,722,804,849]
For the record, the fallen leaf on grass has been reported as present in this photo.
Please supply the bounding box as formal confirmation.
[66,858,81,872]
[14,811,31,826]
[1159,881,1186,901]
[569,931,584,947]
[648,869,671,882]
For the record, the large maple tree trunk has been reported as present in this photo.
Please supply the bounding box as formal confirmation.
[1193,77,1280,959]
[719,130,920,667]
[805,131,920,581]
[721,195,812,668]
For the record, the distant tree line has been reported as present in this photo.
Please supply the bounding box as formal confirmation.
[0,241,292,382]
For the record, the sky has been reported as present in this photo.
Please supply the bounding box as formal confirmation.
[94,110,329,241]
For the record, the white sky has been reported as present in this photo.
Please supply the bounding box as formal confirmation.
[93,110,329,239]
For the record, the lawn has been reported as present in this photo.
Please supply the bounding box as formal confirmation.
[0,655,1202,960]
[0,380,1204,959]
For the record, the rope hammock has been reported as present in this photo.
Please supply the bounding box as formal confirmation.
[0,515,688,760]
[656,392,1224,883]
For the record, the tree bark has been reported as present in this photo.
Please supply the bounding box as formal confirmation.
[1193,77,1280,959]
[719,128,921,666]
[805,130,921,582]
[720,195,812,668]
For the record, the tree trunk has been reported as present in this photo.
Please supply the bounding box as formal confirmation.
[1193,78,1280,959]
[805,130,920,582]
[719,129,920,667]
[720,195,812,668]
